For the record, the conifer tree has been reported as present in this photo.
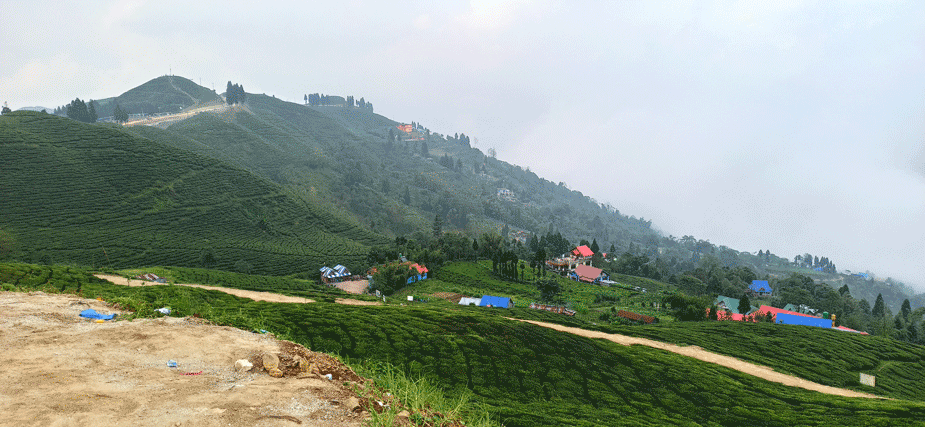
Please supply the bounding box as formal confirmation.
[872,293,886,318]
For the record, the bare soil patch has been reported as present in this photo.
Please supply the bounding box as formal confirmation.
[512,319,883,400]
[333,280,369,295]
[0,291,370,427]
[429,293,466,304]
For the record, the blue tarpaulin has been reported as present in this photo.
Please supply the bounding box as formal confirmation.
[79,309,116,320]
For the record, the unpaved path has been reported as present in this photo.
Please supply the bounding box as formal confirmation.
[0,291,367,427]
[94,274,315,304]
[512,319,883,400]
[94,274,380,307]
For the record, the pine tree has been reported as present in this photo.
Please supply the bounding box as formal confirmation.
[590,239,600,254]
[88,100,98,122]
[403,187,411,205]
[901,299,912,321]
[738,294,752,315]
[113,102,128,123]
[421,141,429,158]
[872,293,886,318]
[304,94,308,104]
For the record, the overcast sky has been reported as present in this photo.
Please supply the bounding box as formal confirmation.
[3,1,924,287]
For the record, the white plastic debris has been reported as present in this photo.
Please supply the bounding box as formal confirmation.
[324,373,333,380]
[155,307,171,315]
[234,359,253,372]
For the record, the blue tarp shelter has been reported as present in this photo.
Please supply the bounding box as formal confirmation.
[479,295,513,309]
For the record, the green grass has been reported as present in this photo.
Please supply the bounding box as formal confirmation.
[0,111,385,275]
[606,320,925,402]
[4,262,925,426]
[94,75,222,118]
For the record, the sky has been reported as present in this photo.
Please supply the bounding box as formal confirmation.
[3,1,924,288]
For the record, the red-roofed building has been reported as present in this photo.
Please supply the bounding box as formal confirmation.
[572,245,594,258]
[572,264,608,283]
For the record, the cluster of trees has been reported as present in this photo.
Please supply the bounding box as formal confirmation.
[305,93,373,111]
[793,253,837,273]
[225,82,247,105]
[65,98,98,123]
[1,103,10,115]
[112,102,129,123]
[448,132,471,147]
[438,154,465,172]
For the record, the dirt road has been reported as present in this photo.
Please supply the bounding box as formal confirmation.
[94,274,316,304]
[94,274,380,307]
[512,319,883,400]
[0,291,367,427]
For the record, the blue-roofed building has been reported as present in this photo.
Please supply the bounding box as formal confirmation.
[749,280,773,297]
[479,295,514,309]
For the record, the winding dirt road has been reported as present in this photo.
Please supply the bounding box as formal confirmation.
[512,319,883,400]
[94,275,381,306]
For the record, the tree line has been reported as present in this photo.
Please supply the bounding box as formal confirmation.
[305,93,373,111]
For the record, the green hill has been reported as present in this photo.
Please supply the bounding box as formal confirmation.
[4,262,925,427]
[0,111,385,274]
[93,75,222,118]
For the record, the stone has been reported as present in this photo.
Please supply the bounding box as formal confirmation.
[345,396,361,411]
[234,359,253,372]
[397,410,410,419]
[262,353,279,371]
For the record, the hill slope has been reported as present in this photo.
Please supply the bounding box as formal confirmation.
[93,75,222,118]
[4,263,925,427]
[0,111,385,274]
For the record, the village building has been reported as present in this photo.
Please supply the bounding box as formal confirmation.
[749,280,773,297]
[571,264,609,284]
[319,264,351,284]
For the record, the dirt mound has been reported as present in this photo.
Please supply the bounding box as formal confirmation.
[0,291,368,426]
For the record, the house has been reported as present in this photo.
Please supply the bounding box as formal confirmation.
[479,295,514,309]
[713,296,756,316]
[320,264,351,284]
[749,280,773,297]
[782,303,817,315]
[406,263,428,284]
[459,297,482,306]
[572,245,594,258]
[572,264,608,284]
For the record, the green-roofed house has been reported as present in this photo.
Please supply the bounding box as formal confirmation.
[714,295,758,315]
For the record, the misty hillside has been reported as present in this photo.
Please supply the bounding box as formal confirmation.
[5,75,923,313]
[0,111,384,275]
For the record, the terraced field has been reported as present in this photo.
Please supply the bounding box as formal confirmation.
[0,111,385,275]
[3,262,925,427]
